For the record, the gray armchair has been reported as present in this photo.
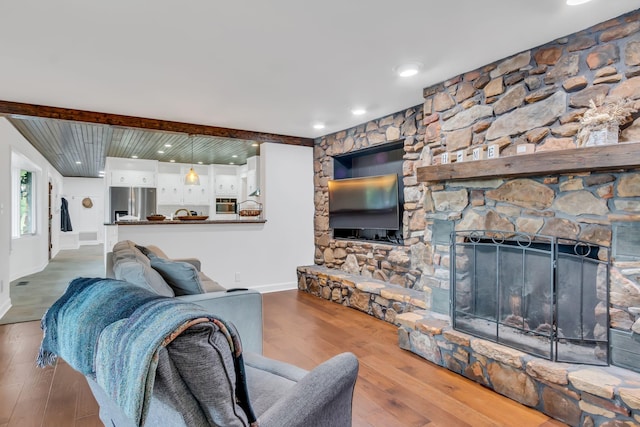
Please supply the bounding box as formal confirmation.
[84,287,359,427]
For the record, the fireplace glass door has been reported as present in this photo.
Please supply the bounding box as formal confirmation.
[452,230,609,366]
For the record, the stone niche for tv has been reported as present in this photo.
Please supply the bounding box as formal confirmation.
[331,140,405,244]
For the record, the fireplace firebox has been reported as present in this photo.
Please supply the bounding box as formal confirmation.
[451,230,609,366]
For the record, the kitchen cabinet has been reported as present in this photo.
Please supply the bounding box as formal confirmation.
[215,174,238,196]
[157,169,211,206]
[109,170,156,187]
[183,181,210,205]
[157,173,182,205]
[246,155,260,197]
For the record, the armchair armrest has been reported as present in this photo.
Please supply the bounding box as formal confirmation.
[257,352,359,427]
[177,290,263,354]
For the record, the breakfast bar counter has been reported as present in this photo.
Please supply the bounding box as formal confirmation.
[108,218,266,225]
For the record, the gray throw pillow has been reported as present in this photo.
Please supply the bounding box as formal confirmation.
[148,254,205,295]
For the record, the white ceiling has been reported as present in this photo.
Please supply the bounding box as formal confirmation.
[2,0,640,139]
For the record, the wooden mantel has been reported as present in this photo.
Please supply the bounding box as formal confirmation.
[416,142,640,183]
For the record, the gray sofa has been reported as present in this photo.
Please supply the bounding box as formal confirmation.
[107,240,263,352]
[92,240,359,426]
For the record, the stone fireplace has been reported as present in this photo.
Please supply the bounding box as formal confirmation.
[303,9,640,426]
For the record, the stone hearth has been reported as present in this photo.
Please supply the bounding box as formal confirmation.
[297,265,640,426]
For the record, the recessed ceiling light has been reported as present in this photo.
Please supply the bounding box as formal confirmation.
[252,143,259,147]
[157,150,165,154]
[232,155,238,158]
[566,0,592,4]
[394,62,423,77]
[164,144,172,147]
[98,170,104,174]
[170,159,175,163]
[75,161,81,164]
[132,155,138,159]
[313,123,325,130]
[229,162,235,165]
[351,108,366,116]
[197,161,203,165]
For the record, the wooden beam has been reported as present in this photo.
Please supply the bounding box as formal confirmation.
[0,100,314,147]
[417,142,640,183]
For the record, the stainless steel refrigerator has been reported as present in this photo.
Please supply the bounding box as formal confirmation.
[109,187,157,222]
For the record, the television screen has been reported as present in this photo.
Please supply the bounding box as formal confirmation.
[328,174,400,230]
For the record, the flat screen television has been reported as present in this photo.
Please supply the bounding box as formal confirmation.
[328,173,400,230]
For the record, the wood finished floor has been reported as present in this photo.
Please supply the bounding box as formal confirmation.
[0,290,566,427]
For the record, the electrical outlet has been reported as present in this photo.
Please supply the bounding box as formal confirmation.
[234,272,241,282]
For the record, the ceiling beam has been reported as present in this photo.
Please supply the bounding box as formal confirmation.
[0,100,314,147]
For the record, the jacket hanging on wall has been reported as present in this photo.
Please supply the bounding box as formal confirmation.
[61,197,73,232]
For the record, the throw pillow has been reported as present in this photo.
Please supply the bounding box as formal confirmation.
[148,254,205,296]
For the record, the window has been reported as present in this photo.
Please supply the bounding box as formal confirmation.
[19,169,36,235]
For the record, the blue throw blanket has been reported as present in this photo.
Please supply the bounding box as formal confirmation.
[38,277,256,427]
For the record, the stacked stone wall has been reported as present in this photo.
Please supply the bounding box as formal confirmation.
[313,10,640,331]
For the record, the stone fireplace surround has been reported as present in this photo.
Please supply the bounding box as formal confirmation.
[307,9,640,426]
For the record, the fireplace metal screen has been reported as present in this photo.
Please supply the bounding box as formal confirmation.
[451,230,609,365]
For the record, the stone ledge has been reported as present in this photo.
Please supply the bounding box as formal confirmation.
[297,265,428,325]
[399,310,640,427]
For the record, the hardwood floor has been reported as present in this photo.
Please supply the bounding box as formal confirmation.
[264,291,565,427]
[0,290,565,426]
[0,321,101,427]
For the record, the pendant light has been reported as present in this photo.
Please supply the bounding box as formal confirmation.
[184,134,200,185]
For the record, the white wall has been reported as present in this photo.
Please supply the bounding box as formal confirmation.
[116,142,315,292]
[62,177,105,248]
[0,118,64,308]
[0,121,11,317]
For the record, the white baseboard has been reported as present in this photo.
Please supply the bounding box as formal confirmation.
[250,281,297,294]
[0,298,12,320]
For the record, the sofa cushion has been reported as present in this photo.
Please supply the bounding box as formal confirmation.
[148,254,205,296]
[199,272,226,292]
[112,239,135,253]
[166,322,250,426]
[113,260,175,297]
[145,244,169,259]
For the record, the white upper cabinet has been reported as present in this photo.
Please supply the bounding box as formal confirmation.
[213,165,239,197]
[105,157,157,188]
[157,173,183,205]
[157,164,211,206]
[215,174,238,196]
[246,156,260,197]
[183,179,210,205]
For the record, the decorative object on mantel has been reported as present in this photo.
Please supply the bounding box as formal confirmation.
[577,96,637,147]
[487,143,500,159]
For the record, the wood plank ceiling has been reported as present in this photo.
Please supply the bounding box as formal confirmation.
[8,116,262,178]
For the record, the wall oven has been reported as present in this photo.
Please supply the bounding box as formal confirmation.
[215,198,237,214]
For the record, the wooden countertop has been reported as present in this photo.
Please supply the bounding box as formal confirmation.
[106,218,266,225]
